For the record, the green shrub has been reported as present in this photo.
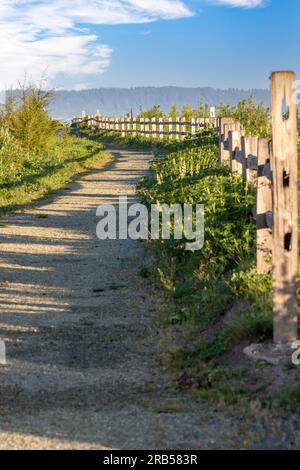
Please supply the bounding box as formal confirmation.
[2,84,57,152]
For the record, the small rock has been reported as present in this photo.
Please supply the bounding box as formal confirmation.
[243,342,293,366]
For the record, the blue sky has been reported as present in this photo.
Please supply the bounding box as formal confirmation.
[0,0,298,91]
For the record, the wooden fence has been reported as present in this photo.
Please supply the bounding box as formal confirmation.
[72,114,217,140]
[219,71,298,345]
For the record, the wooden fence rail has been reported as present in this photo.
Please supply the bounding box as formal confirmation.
[218,71,298,345]
[72,115,218,140]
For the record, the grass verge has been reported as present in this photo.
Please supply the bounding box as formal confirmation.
[0,134,110,216]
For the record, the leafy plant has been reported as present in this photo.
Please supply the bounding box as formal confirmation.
[2,82,57,152]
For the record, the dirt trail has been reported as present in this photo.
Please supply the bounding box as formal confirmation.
[0,148,235,450]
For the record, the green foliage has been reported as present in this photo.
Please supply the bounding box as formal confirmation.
[168,104,179,120]
[0,134,108,214]
[138,129,257,335]
[195,99,209,118]
[230,267,272,303]
[138,105,165,119]
[133,101,211,121]
[2,84,57,152]
[217,98,270,137]
[217,102,234,118]
[0,123,29,180]
[233,97,270,137]
[181,104,195,121]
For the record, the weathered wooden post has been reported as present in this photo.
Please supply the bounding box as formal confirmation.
[191,118,196,137]
[211,117,217,128]
[140,117,144,137]
[159,118,164,140]
[228,130,242,174]
[219,117,235,164]
[132,118,137,137]
[121,118,125,137]
[199,118,205,130]
[256,138,273,274]
[168,117,173,139]
[241,136,258,184]
[181,117,186,141]
[271,71,298,344]
[115,118,119,134]
[129,117,133,135]
[145,118,150,138]
[151,117,157,139]
[175,117,180,140]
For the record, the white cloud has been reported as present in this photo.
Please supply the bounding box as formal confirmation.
[0,0,193,90]
[207,0,266,7]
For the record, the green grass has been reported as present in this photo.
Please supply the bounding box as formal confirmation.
[135,128,300,408]
[275,385,300,411]
[0,134,110,215]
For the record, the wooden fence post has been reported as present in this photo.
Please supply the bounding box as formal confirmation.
[256,138,273,274]
[145,118,150,138]
[140,118,144,137]
[152,117,157,139]
[228,130,242,174]
[191,118,196,137]
[181,117,186,141]
[127,117,130,135]
[219,117,235,164]
[271,71,298,344]
[168,117,173,138]
[132,119,136,137]
[241,136,258,184]
[159,118,164,140]
[175,117,180,140]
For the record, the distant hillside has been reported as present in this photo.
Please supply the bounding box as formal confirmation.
[7,87,270,121]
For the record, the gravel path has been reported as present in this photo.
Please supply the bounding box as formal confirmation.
[0,148,235,450]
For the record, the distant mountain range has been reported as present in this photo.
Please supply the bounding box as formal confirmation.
[3,87,270,121]
[48,87,270,121]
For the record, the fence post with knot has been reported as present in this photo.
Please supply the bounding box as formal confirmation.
[271,71,298,344]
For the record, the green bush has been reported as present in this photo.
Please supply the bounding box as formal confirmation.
[3,86,57,152]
